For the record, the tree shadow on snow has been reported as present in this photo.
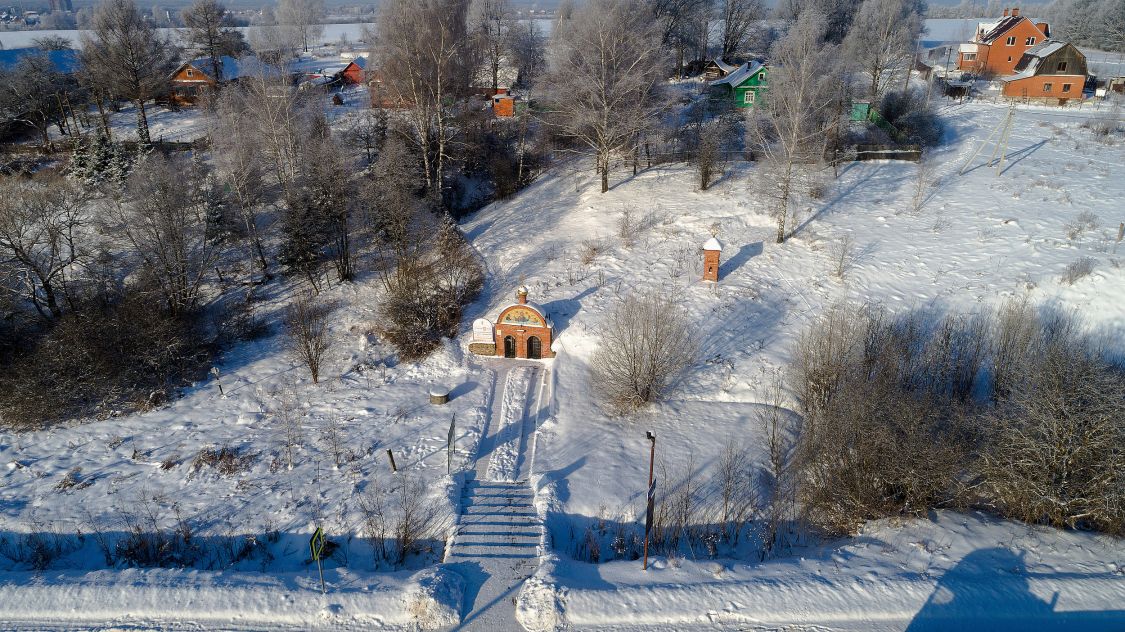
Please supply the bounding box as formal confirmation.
[906,547,1125,631]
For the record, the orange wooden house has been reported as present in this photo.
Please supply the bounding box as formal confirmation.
[957,8,1051,77]
[168,55,269,105]
[339,56,367,85]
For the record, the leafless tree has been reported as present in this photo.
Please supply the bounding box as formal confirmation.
[652,0,712,75]
[80,0,179,144]
[181,0,246,81]
[211,89,270,276]
[843,0,924,103]
[277,0,325,53]
[696,122,725,190]
[0,54,74,147]
[370,0,476,199]
[268,387,303,469]
[719,0,765,60]
[347,109,388,164]
[591,291,698,413]
[393,473,445,565]
[981,333,1125,535]
[285,291,333,384]
[828,233,855,278]
[776,0,862,43]
[117,155,220,316]
[0,178,88,320]
[754,10,844,243]
[470,0,512,95]
[541,0,668,193]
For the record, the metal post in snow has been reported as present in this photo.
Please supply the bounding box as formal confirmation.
[386,448,398,473]
[643,431,656,571]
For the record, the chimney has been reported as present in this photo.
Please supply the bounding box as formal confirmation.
[1011,7,1019,17]
[1003,7,1009,16]
[516,286,528,305]
[1037,22,1050,37]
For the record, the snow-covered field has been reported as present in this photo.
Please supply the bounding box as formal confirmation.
[3,92,1125,629]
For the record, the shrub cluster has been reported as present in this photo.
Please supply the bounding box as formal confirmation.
[792,300,1125,536]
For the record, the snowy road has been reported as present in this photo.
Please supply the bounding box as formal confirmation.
[445,361,548,631]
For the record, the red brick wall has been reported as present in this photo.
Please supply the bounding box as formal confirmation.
[494,324,554,358]
[703,250,720,282]
[1002,74,1084,99]
[957,18,1049,76]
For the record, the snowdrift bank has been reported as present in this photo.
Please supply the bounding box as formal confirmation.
[0,565,463,631]
[516,512,1125,631]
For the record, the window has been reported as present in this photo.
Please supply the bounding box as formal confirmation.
[1043,82,1053,92]
[1008,56,1013,62]
[186,68,194,77]
[963,53,977,61]
[1006,36,1016,45]
[1057,61,1068,72]
[1025,36,1037,45]
[744,90,755,105]
[1062,83,1072,93]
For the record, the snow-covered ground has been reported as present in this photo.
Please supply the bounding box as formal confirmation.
[3,93,1125,629]
[460,99,1125,628]
[0,276,486,628]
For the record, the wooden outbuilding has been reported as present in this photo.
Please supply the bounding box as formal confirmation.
[1001,41,1087,103]
[339,57,367,85]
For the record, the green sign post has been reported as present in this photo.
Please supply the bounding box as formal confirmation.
[310,526,327,594]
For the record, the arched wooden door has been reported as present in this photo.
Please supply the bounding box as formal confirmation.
[527,336,542,360]
[503,336,516,358]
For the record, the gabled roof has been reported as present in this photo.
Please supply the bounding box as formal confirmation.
[175,55,274,82]
[344,56,367,70]
[0,47,80,74]
[709,58,738,74]
[973,15,1046,44]
[710,61,765,88]
[1005,40,1083,80]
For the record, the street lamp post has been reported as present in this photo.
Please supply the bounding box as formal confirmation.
[643,431,656,571]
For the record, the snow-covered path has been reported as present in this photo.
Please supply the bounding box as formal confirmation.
[445,361,547,630]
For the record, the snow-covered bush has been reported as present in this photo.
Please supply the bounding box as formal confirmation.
[590,292,697,414]
[791,300,1125,536]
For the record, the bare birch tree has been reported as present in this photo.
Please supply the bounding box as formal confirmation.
[843,0,924,103]
[80,0,178,145]
[285,291,333,383]
[755,10,843,243]
[541,0,668,193]
[470,0,512,95]
[212,89,271,276]
[118,155,221,316]
[277,0,325,53]
[370,0,476,200]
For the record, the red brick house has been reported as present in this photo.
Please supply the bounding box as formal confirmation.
[1002,41,1087,103]
[493,287,554,359]
[957,8,1051,77]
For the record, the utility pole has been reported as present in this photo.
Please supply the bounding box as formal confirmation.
[642,431,656,571]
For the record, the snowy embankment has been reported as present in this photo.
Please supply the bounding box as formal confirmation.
[0,566,462,631]
[0,274,486,625]
[463,100,1125,629]
[519,512,1125,631]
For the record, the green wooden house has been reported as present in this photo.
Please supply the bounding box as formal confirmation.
[709,61,769,108]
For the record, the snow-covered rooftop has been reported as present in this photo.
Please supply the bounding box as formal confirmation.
[703,237,723,251]
[710,61,765,88]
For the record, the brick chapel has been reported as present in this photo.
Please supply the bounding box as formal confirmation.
[491,287,554,359]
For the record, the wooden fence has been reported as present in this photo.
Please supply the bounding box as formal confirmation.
[854,144,923,162]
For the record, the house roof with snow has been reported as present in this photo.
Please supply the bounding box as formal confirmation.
[703,237,723,251]
[711,58,738,74]
[173,55,275,82]
[345,56,367,70]
[710,61,765,88]
[0,47,80,74]
[1004,40,1086,81]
